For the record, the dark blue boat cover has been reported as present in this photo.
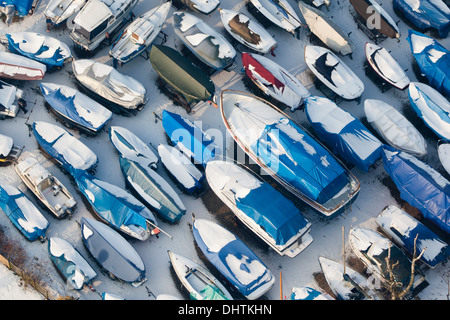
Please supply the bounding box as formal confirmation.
[235,182,309,246]
[407,30,450,97]
[394,0,450,37]
[250,118,349,204]
[81,218,146,285]
[382,145,450,234]
[162,110,219,166]
[40,84,111,133]
[0,184,49,241]
[193,219,273,299]
[74,171,156,233]
[1,0,33,16]
[306,97,383,172]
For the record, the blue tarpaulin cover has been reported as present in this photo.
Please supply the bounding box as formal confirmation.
[192,219,274,299]
[0,184,49,241]
[306,96,383,172]
[407,30,450,96]
[162,110,219,166]
[74,171,156,234]
[393,0,450,37]
[235,182,309,246]
[382,145,450,234]
[0,0,33,16]
[250,118,349,204]
[40,83,112,133]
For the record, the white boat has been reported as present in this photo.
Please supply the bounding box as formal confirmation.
[157,144,204,195]
[304,45,364,100]
[15,156,77,219]
[318,257,382,300]
[168,251,233,300]
[109,126,158,170]
[72,59,147,110]
[438,140,450,176]
[0,133,23,165]
[0,52,46,81]
[298,1,352,56]
[364,99,427,158]
[173,11,236,70]
[44,0,87,26]
[0,80,24,119]
[241,52,310,111]
[205,160,313,258]
[70,0,139,52]
[365,42,410,90]
[249,0,302,34]
[219,8,277,54]
[110,1,171,64]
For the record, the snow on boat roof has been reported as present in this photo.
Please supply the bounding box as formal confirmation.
[48,237,97,285]
[0,52,46,79]
[74,0,130,31]
[33,121,98,171]
[0,133,13,157]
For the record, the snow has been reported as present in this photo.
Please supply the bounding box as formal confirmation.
[0,134,13,157]
[0,0,448,302]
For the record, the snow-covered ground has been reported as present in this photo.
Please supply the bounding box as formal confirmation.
[0,0,448,301]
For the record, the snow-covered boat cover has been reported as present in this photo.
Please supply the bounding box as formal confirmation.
[0,80,20,118]
[219,9,277,54]
[306,96,383,171]
[438,142,450,175]
[192,218,275,300]
[365,42,410,90]
[41,83,112,133]
[221,91,356,210]
[382,145,450,234]
[290,287,333,300]
[408,82,450,140]
[48,237,97,290]
[110,1,171,64]
[376,205,450,268]
[162,110,219,166]
[149,45,216,104]
[0,134,13,158]
[32,121,98,173]
[364,99,427,158]
[6,32,72,69]
[0,0,33,16]
[119,156,186,224]
[72,59,146,109]
[407,30,450,96]
[44,0,87,25]
[206,160,311,248]
[250,0,301,34]
[109,126,158,170]
[81,217,146,285]
[241,52,310,111]
[298,1,352,55]
[0,184,49,241]
[393,0,450,37]
[304,45,364,100]
[173,11,236,70]
[74,171,157,240]
[157,144,204,194]
[0,52,46,81]
[182,0,220,14]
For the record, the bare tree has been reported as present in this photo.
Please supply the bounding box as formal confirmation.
[384,234,425,300]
